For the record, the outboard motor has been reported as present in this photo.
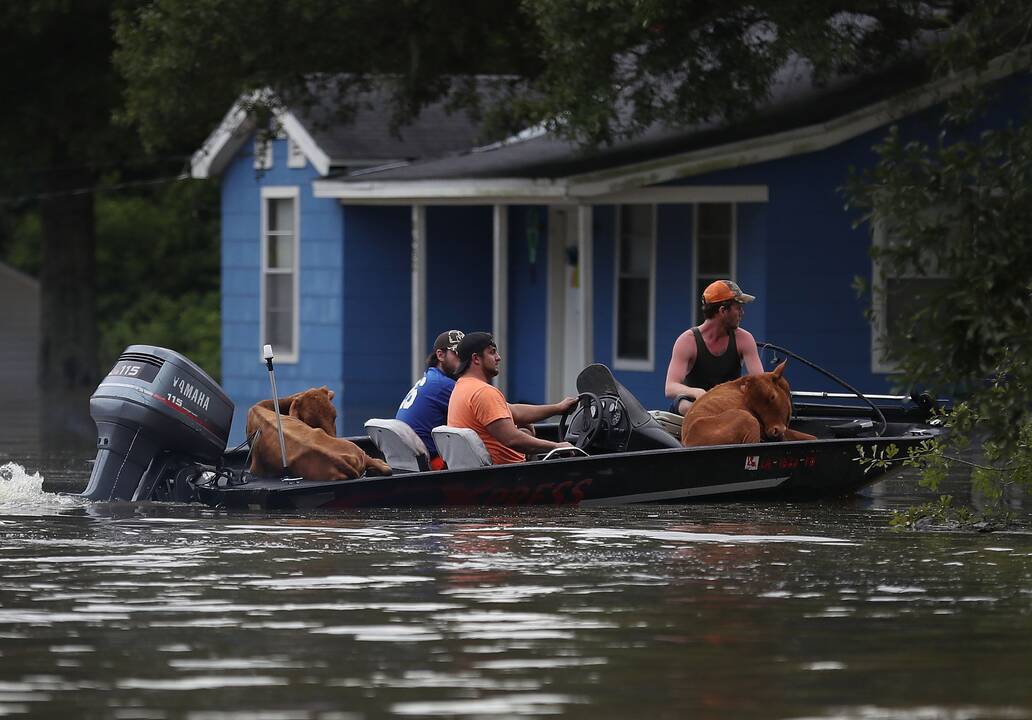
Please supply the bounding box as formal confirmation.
[81,345,234,501]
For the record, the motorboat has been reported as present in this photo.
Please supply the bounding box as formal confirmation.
[71,345,942,509]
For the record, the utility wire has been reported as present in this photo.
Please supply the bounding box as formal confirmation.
[0,173,191,205]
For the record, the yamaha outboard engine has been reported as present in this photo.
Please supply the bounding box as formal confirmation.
[81,345,234,501]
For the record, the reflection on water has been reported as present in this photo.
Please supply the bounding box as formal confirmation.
[0,452,1030,719]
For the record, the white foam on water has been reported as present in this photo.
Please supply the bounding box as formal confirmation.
[786,705,1031,719]
[391,693,586,716]
[117,676,287,690]
[0,462,84,513]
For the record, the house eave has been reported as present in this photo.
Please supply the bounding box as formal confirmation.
[312,179,770,205]
[190,92,333,178]
[309,46,1031,202]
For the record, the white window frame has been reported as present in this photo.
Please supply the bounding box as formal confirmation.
[869,219,949,374]
[260,186,301,364]
[287,136,306,168]
[253,136,273,170]
[612,204,657,371]
[691,202,737,326]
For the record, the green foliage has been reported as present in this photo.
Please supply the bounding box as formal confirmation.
[2,179,221,380]
[115,1,970,152]
[888,494,1013,531]
[94,178,221,378]
[113,0,542,152]
[845,0,1032,508]
[854,442,901,474]
[521,0,946,146]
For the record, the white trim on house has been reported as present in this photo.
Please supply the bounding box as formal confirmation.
[254,137,273,170]
[191,95,332,178]
[313,181,770,206]
[577,204,594,374]
[259,186,301,364]
[278,112,330,175]
[411,205,427,383]
[545,206,594,398]
[314,178,569,203]
[869,215,952,374]
[612,204,657,372]
[287,138,306,169]
[191,101,256,179]
[492,205,509,394]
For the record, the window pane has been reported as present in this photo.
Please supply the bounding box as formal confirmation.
[697,234,731,275]
[268,198,294,232]
[265,271,294,352]
[617,278,649,359]
[620,235,651,277]
[884,277,952,347]
[266,274,294,313]
[267,235,294,269]
[266,310,293,352]
[696,278,710,309]
[698,203,731,236]
[620,204,652,238]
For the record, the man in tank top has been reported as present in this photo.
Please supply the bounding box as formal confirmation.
[664,280,764,415]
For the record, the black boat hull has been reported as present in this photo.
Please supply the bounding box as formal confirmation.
[193,433,925,510]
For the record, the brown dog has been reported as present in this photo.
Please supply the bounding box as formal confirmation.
[680,361,817,447]
[246,387,391,480]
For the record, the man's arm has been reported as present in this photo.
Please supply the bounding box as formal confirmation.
[665,330,706,402]
[737,329,764,376]
[509,397,577,427]
[486,417,573,454]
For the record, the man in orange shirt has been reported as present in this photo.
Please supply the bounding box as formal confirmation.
[447,332,577,464]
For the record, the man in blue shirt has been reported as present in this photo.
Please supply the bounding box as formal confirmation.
[396,329,464,469]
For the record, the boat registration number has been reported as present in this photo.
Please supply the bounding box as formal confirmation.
[745,453,817,471]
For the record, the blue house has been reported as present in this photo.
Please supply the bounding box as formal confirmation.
[192,58,1029,441]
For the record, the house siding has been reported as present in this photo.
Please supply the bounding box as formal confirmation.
[339,205,411,435]
[505,206,550,404]
[221,137,344,442]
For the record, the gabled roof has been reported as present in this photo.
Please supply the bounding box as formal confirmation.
[190,82,499,179]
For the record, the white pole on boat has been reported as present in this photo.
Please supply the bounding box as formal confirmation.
[263,344,289,475]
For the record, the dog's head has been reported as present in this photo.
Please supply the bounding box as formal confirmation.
[288,386,337,435]
[740,361,793,440]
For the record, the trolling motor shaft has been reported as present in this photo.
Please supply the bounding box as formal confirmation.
[263,344,290,475]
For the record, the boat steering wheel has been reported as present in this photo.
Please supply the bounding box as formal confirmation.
[558,392,604,450]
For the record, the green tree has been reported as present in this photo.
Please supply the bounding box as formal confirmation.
[0,2,136,442]
[114,0,543,153]
[845,0,1032,510]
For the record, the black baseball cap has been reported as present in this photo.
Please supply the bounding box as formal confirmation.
[426,329,464,368]
[455,332,496,376]
[433,329,464,353]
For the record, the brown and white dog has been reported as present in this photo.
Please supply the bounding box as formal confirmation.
[246,386,391,480]
[680,361,817,447]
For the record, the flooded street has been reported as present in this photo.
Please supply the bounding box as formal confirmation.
[1,445,1031,719]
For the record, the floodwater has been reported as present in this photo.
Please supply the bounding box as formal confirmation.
[1,442,1031,720]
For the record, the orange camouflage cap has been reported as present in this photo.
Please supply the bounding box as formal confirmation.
[702,279,756,305]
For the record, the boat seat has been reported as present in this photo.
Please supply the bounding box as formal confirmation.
[431,426,492,470]
[364,419,430,472]
[648,410,683,439]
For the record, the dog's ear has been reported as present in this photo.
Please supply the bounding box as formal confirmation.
[772,360,787,379]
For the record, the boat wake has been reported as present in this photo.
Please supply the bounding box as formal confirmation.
[0,462,85,513]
